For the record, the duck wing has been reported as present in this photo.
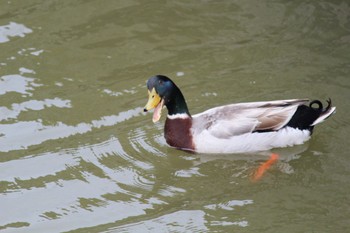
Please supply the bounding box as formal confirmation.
[192,99,309,139]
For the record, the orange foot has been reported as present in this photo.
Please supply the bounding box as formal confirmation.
[252,153,279,182]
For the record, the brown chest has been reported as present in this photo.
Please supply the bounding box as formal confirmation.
[164,117,195,151]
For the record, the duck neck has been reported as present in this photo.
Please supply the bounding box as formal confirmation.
[166,90,191,117]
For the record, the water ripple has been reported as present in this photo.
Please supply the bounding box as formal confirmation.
[0,22,32,43]
[0,74,41,96]
[0,98,71,121]
[109,210,208,233]
[0,136,160,232]
[204,200,253,229]
[0,107,144,152]
[129,127,166,157]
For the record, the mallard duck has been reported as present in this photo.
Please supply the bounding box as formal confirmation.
[143,75,336,153]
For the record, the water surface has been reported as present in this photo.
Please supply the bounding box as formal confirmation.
[0,1,349,232]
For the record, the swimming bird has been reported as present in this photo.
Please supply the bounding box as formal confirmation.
[143,75,336,153]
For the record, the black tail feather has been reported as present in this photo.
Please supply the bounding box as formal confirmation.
[286,99,333,132]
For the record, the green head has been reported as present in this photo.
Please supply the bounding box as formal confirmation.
[144,75,190,122]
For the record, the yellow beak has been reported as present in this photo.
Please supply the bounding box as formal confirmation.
[144,88,164,122]
[144,88,161,111]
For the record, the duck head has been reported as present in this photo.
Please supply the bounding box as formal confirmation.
[144,75,189,122]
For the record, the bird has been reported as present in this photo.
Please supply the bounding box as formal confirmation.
[143,75,336,154]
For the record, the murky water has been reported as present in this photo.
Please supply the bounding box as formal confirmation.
[0,1,349,232]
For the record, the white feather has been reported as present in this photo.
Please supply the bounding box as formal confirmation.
[311,107,336,126]
[189,99,312,153]
[167,113,190,119]
[192,99,306,138]
[192,127,311,154]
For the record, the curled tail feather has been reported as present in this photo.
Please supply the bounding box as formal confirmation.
[311,98,336,126]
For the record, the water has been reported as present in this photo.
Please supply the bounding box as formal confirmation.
[0,1,349,232]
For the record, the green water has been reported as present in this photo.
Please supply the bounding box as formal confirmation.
[0,1,349,232]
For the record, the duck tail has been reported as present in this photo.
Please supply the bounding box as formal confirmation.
[286,98,336,131]
[310,98,336,126]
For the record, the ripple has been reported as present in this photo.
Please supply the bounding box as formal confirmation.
[0,152,78,183]
[0,136,160,232]
[89,136,154,172]
[18,48,44,57]
[0,182,154,233]
[0,107,144,152]
[91,107,144,128]
[204,200,253,229]
[0,22,32,43]
[0,121,91,152]
[129,127,166,157]
[18,67,35,75]
[109,210,208,233]
[175,167,204,178]
[74,137,155,191]
[0,175,121,227]
[210,220,249,227]
[204,200,253,211]
[0,74,41,97]
[0,98,71,121]
[158,185,186,197]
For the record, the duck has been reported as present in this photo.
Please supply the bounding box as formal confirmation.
[143,75,336,154]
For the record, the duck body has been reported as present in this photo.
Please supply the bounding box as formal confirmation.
[144,75,336,154]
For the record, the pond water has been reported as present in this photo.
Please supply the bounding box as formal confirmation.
[0,1,349,232]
